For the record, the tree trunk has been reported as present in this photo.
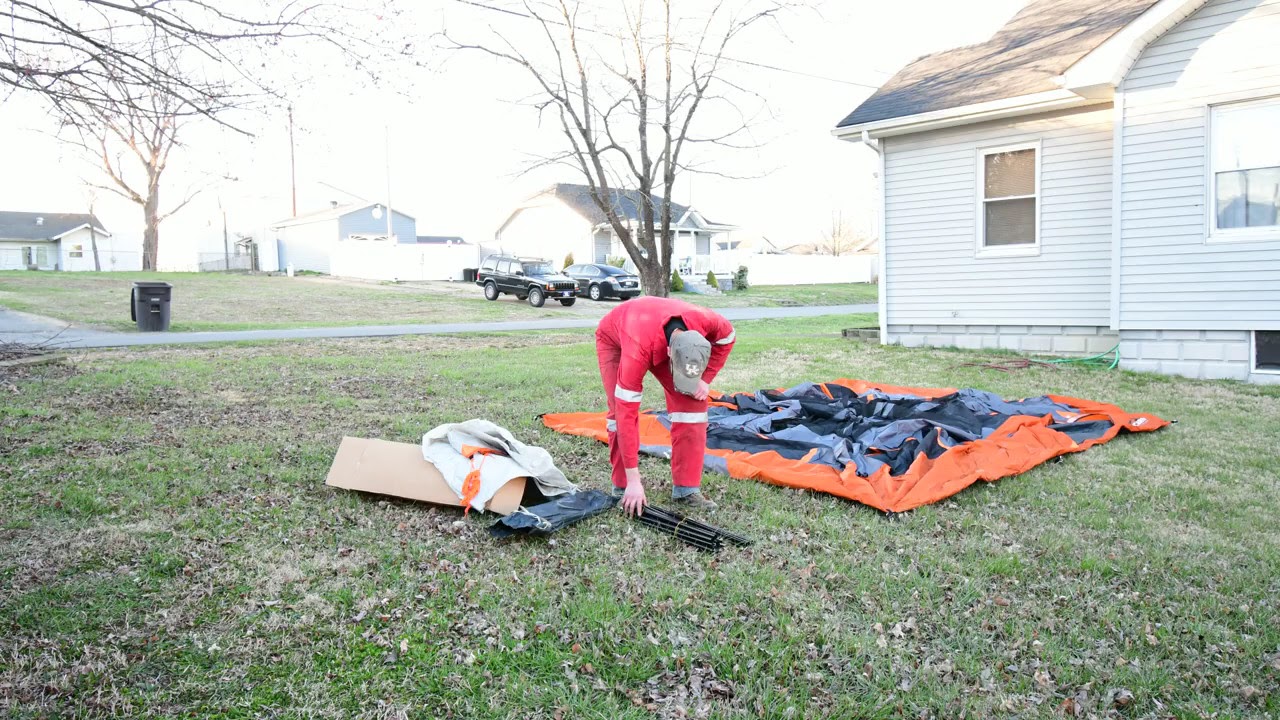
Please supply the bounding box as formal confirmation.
[637,261,669,298]
[88,203,101,272]
[143,189,160,270]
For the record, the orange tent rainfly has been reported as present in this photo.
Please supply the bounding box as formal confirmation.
[542,379,1169,513]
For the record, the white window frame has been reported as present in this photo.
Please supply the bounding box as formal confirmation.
[1252,331,1280,376]
[1206,96,1280,244]
[975,140,1042,258]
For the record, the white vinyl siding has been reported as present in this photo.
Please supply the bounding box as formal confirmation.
[1119,0,1280,330]
[882,105,1113,327]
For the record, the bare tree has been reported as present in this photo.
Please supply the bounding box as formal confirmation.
[5,2,406,270]
[1,1,393,129]
[62,52,214,270]
[815,211,858,256]
[445,0,786,295]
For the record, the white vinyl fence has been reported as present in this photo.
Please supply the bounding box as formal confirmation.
[740,253,877,285]
[330,240,480,282]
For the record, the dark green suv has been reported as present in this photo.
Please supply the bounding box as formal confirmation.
[476,255,579,307]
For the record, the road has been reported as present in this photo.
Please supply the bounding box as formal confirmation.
[0,304,877,350]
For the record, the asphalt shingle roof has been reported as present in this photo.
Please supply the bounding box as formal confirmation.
[836,0,1161,128]
[549,184,700,227]
[0,211,109,241]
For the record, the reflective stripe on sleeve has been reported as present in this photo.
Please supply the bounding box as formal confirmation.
[715,329,735,345]
[614,385,643,403]
[668,411,708,424]
[606,419,618,432]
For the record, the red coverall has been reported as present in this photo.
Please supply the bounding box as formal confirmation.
[595,296,736,490]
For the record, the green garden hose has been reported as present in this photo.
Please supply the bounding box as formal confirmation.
[1047,344,1120,370]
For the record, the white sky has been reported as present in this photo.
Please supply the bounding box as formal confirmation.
[0,0,1027,265]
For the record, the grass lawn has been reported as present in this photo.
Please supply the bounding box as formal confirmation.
[687,282,878,309]
[2,314,1277,718]
[0,271,877,332]
[0,271,581,332]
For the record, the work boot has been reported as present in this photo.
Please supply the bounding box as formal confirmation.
[673,490,718,511]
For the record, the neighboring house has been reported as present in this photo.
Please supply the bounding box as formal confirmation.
[495,184,737,277]
[0,211,113,271]
[781,237,880,256]
[835,0,1280,384]
[269,201,416,274]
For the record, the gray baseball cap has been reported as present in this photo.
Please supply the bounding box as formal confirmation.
[669,330,711,395]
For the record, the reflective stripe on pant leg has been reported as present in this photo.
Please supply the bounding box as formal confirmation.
[597,335,627,489]
[662,382,709,489]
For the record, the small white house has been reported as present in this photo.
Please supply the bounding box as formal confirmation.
[0,211,127,271]
[268,202,417,274]
[495,184,737,277]
[835,0,1280,384]
[268,203,477,281]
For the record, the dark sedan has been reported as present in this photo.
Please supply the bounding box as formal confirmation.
[564,263,642,300]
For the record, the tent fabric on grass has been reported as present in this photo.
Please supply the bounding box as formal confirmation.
[542,379,1169,513]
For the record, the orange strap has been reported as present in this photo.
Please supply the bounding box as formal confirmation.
[460,455,486,515]
[459,445,508,515]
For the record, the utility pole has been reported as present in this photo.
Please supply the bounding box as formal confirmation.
[222,204,230,269]
[384,124,393,242]
[288,105,297,217]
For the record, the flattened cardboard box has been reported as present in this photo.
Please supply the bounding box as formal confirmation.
[325,437,525,515]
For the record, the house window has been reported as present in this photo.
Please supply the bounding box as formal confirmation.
[1255,331,1280,374]
[69,251,83,258]
[1212,98,1280,236]
[978,143,1039,253]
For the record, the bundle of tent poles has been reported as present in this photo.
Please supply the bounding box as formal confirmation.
[630,504,752,552]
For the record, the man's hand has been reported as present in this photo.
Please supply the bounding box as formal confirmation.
[692,380,710,401]
[621,467,647,517]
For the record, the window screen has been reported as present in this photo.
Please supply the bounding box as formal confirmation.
[1256,331,1280,372]
[1213,100,1280,231]
[982,148,1037,248]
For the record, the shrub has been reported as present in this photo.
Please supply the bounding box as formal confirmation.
[670,271,685,292]
[607,255,627,268]
[733,265,749,291]
[563,252,574,269]
[706,271,719,289]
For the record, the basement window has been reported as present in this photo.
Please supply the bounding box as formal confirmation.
[1255,331,1280,373]
[977,142,1040,255]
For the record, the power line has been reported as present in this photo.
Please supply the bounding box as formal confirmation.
[449,0,885,90]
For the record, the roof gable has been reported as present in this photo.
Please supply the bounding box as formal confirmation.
[272,203,416,228]
[0,211,110,241]
[836,0,1162,129]
[549,184,702,227]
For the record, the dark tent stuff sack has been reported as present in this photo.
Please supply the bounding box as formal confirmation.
[542,378,1169,513]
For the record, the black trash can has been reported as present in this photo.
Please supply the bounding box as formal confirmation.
[462,267,478,283]
[131,281,172,332]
